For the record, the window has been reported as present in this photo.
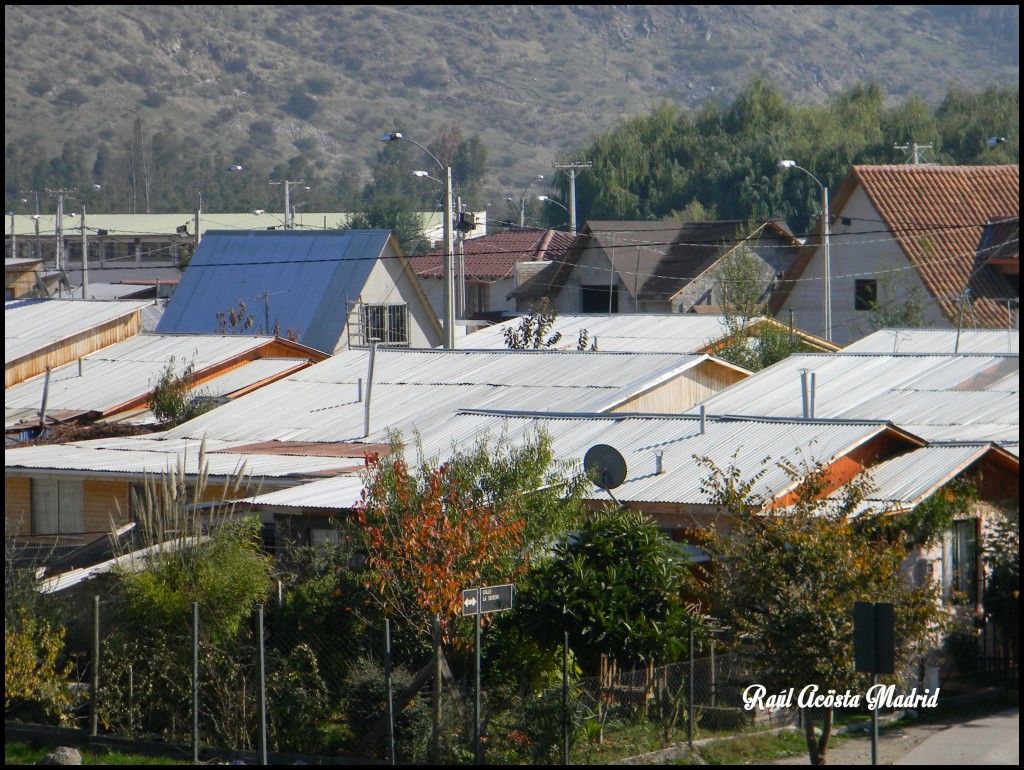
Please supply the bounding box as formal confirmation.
[855,279,878,311]
[361,303,409,346]
[581,284,618,313]
[31,478,84,535]
[466,282,490,317]
[942,519,979,605]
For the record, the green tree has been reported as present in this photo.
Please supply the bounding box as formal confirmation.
[503,298,595,351]
[517,507,701,672]
[148,355,215,427]
[695,454,946,765]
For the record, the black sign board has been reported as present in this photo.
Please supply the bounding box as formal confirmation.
[854,601,895,675]
[461,584,514,616]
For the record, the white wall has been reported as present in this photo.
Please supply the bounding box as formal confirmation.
[780,186,949,346]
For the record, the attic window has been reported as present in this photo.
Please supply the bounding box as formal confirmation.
[854,279,877,311]
[361,303,409,346]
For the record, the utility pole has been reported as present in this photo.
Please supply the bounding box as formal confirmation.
[81,207,89,298]
[552,160,592,236]
[48,189,72,273]
[270,179,303,230]
[893,142,933,165]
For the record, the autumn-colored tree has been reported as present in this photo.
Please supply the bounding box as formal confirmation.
[695,454,945,766]
[355,430,587,645]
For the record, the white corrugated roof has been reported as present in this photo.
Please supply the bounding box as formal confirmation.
[459,314,779,353]
[689,352,1019,447]
[5,334,311,426]
[155,348,720,444]
[844,328,1019,355]
[234,412,909,510]
[5,298,154,363]
[835,444,998,516]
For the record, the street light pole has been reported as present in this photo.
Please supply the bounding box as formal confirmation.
[778,160,832,343]
[536,195,571,231]
[517,175,544,228]
[381,131,455,349]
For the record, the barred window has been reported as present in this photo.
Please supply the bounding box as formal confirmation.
[361,303,409,346]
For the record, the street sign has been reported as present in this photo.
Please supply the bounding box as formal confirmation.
[854,601,895,675]
[461,583,514,616]
[479,584,514,614]
[462,589,480,616]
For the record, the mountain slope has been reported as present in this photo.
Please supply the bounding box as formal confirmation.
[4,5,1019,205]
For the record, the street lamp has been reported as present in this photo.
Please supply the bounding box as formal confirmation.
[515,175,545,228]
[778,160,832,342]
[381,131,455,349]
[536,195,570,229]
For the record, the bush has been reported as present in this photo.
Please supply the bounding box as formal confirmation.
[148,355,215,426]
[5,612,75,726]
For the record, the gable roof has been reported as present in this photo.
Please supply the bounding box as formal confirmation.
[155,230,412,353]
[511,219,801,302]
[409,229,575,280]
[772,164,1019,326]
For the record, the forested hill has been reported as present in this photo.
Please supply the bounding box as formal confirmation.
[4,5,1019,215]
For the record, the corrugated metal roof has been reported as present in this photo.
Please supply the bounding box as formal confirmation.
[4,334,310,426]
[844,328,1019,355]
[5,436,361,480]
[836,444,995,516]
[154,348,714,444]
[232,412,904,510]
[460,314,743,352]
[691,352,1019,447]
[156,230,393,353]
[245,474,365,510]
[5,298,153,363]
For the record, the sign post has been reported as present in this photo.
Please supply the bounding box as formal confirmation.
[854,601,895,766]
[462,584,515,764]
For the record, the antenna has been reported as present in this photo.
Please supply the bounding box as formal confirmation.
[583,444,627,507]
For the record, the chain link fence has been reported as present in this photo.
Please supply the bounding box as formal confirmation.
[9,587,801,764]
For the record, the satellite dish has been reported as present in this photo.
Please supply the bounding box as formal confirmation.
[584,444,627,490]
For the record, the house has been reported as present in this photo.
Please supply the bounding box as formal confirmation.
[686,348,1019,447]
[409,229,574,323]
[5,209,486,303]
[5,347,750,549]
[5,298,154,388]
[155,230,443,353]
[5,332,327,434]
[5,258,62,300]
[510,219,802,315]
[771,164,1020,346]
[843,327,1019,355]
[457,313,837,353]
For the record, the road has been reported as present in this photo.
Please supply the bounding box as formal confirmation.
[892,707,1018,765]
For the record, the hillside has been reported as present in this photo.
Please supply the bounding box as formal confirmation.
[4,5,1019,208]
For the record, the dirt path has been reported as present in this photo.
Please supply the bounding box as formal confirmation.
[773,721,944,765]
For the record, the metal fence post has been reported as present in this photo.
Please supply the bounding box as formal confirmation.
[688,626,695,751]
[385,619,395,766]
[258,605,268,765]
[90,595,99,736]
[562,630,570,765]
[193,602,200,764]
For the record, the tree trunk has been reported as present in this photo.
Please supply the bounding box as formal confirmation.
[803,705,834,765]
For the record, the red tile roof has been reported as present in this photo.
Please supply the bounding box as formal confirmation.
[409,230,576,280]
[773,164,1019,327]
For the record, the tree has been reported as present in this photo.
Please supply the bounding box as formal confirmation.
[354,429,587,646]
[148,355,215,427]
[517,507,701,672]
[503,298,596,351]
[695,453,945,765]
[710,235,810,371]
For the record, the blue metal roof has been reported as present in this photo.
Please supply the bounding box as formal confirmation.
[156,230,393,353]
